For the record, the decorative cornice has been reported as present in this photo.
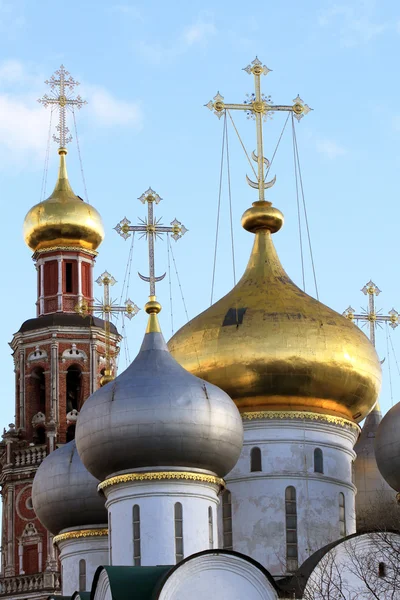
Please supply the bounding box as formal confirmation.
[53,528,108,545]
[241,410,360,433]
[33,246,98,258]
[98,471,225,492]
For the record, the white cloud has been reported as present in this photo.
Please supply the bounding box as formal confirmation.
[137,14,216,64]
[318,3,388,47]
[0,60,143,168]
[316,139,347,159]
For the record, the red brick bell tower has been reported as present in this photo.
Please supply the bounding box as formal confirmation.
[0,67,120,599]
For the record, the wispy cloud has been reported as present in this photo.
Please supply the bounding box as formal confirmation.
[316,138,347,159]
[137,13,216,64]
[0,60,143,168]
[318,2,388,47]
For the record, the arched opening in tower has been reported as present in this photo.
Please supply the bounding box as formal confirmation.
[66,365,82,413]
[31,367,46,415]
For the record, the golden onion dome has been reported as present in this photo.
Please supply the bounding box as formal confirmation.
[23,148,104,252]
[168,200,381,423]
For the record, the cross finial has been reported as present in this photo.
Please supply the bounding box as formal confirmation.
[343,280,399,347]
[114,188,187,304]
[75,271,139,386]
[205,57,312,202]
[38,65,87,150]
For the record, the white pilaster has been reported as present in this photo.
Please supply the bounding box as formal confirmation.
[77,258,82,300]
[57,257,63,311]
[19,348,25,430]
[103,475,220,567]
[39,261,44,316]
[54,527,109,595]
[50,337,58,425]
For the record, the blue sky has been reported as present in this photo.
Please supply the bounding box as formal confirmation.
[1,0,400,428]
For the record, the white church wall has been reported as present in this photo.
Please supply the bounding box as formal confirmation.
[221,416,358,576]
[56,531,109,596]
[158,552,278,600]
[104,478,220,566]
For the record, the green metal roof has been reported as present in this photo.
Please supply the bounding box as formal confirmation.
[92,566,173,600]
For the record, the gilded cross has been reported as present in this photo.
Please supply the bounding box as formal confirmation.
[38,65,87,149]
[114,188,187,298]
[75,271,139,386]
[206,57,312,201]
[343,280,399,347]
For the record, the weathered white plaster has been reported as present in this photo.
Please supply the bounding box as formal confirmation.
[55,528,108,595]
[103,477,220,566]
[158,552,278,600]
[220,417,358,576]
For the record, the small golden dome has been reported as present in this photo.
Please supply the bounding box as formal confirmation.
[23,149,104,252]
[169,200,381,423]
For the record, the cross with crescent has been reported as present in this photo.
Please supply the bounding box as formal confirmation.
[38,65,87,149]
[75,271,139,386]
[343,280,399,347]
[114,188,187,298]
[206,57,312,202]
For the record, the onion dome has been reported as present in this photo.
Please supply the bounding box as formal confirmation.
[32,440,107,536]
[168,201,381,423]
[23,148,104,252]
[375,401,400,492]
[75,299,243,482]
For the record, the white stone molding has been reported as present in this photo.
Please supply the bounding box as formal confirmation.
[158,552,278,600]
[62,344,88,363]
[32,412,46,427]
[15,485,34,523]
[18,523,43,575]
[28,346,48,363]
[66,409,79,424]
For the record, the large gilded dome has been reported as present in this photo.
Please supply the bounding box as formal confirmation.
[169,200,381,423]
[23,148,104,252]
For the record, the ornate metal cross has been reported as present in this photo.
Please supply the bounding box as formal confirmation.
[75,271,139,386]
[38,65,87,149]
[206,57,312,202]
[343,280,399,347]
[114,188,187,298]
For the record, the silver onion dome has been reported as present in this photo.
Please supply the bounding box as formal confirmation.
[32,440,107,535]
[75,317,243,482]
[375,402,400,492]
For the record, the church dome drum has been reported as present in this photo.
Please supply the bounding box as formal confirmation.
[75,304,243,482]
[32,440,107,536]
[168,201,381,423]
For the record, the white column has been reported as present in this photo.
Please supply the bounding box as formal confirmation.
[19,349,25,430]
[77,258,82,300]
[39,262,44,316]
[5,485,14,576]
[18,542,23,574]
[57,257,63,311]
[54,528,109,595]
[38,540,43,572]
[51,337,59,425]
[103,475,220,567]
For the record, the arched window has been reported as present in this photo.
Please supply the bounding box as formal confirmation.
[339,493,346,536]
[66,424,76,442]
[222,490,233,550]
[31,368,46,415]
[208,506,213,549]
[174,502,183,564]
[314,448,324,474]
[78,559,86,592]
[133,504,141,566]
[250,447,262,472]
[285,486,298,572]
[66,365,82,412]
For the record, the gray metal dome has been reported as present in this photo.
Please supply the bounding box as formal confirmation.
[375,402,400,492]
[32,440,107,535]
[75,328,243,481]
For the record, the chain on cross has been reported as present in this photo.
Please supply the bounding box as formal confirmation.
[75,271,139,386]
[114,188,187,298]
[343,280,399,347]
[38,65,87,149]
[206,57,312,202]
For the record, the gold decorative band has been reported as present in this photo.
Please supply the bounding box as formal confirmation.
[33,246,98,257]
[98,471,225,492]
[241,410,360,433]
[53,528,108,545]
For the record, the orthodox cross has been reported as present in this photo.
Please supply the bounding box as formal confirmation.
[206,57,312,202]
[114,188,187,298]
[38,65,87,149]
[343,280,399,347]
[75,271,139,386]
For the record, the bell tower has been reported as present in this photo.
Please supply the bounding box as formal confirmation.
[0,66,120,598]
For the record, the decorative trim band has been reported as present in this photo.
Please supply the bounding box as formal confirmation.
[33,246,98,258]
[53,528,108,545]
[98,471,225,492]
[241,410,360,432]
